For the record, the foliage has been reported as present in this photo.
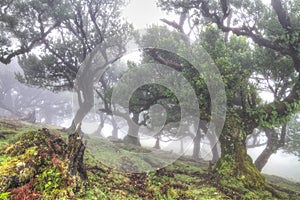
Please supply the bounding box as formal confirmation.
[153,0,300,194]
[0,0,67,64]
[17,0,132,92]
[284,114,300,158]
[1,0,300,198]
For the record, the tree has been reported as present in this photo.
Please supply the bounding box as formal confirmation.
[283,113,300,159]
[0,62,72,124]
[136,25,213,156]
[249,16,298,171]
[17,0,133,130]
[0,0,133,180]
[155,0,300,196]
[0,0,66,64]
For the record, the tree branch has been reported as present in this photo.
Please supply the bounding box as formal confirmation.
[271,0,293,32]
[0,20,60,65]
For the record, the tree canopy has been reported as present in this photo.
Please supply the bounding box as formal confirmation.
[0,0,300,199]
[0,0,67,64]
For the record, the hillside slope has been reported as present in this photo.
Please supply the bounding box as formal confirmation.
[0,117,299,200]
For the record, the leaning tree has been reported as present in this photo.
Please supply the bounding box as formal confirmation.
[250,45,297,171]
[17,0,133,130]
[1,0,133,181]
[154,0,300,196]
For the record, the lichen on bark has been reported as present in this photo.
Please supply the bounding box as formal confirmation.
[212,114,282,199]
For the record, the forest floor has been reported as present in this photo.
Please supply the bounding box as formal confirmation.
[0,117,299,200]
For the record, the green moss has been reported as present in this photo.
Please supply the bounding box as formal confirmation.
[214,154,276,199]
[0,118,299,199]
[34,165,74,199]
[0,146,39,192]
[0,192,10,200]
[0,156,8,164]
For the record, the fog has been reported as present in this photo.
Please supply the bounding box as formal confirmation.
[77,119,300,182]
[1,60,299,184]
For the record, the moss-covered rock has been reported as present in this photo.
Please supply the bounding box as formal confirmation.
[0,128,86,199]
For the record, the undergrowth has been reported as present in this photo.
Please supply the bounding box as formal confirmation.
[0,118,299,200]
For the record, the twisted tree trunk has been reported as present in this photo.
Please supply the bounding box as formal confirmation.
[66,125,87,180]
[213,115,269,193]
[255,124,287,171]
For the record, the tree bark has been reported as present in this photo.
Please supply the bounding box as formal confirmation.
[154,136,160,149]
[92,112,105,135]
[111,117,118,139]
[213,116,267,192]
[206,131,220,163]
[192,130,202,159]
[180,139,184,154]
[69,84,94,131]
[124,112,141,146]
[255,145,274,172]
[255,124,287,171]
[66,125,87,180]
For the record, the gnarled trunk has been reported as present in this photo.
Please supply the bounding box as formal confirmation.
[255,124,287,171]
[213,116,268,193]
[66,126,87,180]
[255,145,274,172]
[69,85,94,131]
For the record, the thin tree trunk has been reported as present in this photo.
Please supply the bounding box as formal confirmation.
[124,112,140,146]
[92,112,105,135]
[180,139,184,154]
[255,124,287,171]
[192,130,201,159]
[206,131,220,163]
[154,136,160,149]
[111,117,118,138]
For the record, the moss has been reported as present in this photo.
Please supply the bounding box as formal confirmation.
[0,156,8,164]
[0,118,299,199]
[0,128,87,199]
[214,154,276,199]
[0,147,39,192]
[0,192,10,200]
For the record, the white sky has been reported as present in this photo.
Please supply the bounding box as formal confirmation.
[122,0,173,29]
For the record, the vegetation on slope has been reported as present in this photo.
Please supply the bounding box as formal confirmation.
[0,118,299,200]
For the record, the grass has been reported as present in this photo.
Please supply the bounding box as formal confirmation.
[0,117,299,199]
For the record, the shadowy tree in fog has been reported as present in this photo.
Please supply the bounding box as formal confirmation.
[0,62,72,124]
[16,0,133,130]
[133,25,220,160]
